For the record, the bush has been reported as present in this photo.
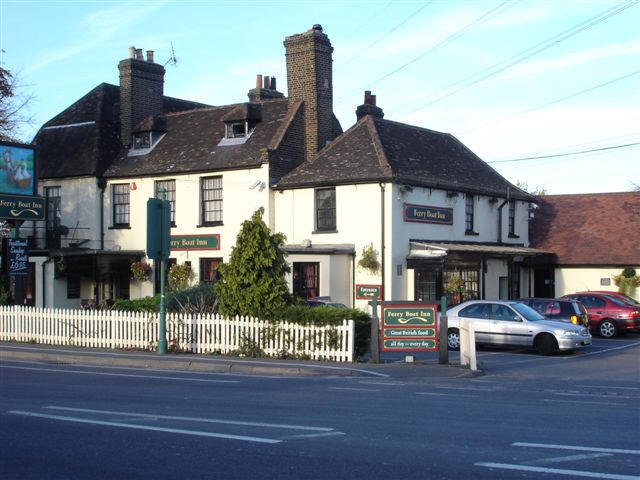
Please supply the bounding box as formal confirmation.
[167,283,216,313]
[272,305,371,359]
[114,295,160,312]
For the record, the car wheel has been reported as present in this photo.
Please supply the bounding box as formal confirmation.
[599,320,617,338]
[447,328,460,351]
[535,333,557,355]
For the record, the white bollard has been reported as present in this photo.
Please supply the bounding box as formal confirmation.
[459,318,477,371]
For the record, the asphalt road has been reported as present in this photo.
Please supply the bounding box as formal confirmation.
[1,336,639,480]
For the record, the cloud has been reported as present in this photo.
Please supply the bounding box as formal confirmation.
[24,1,169,74]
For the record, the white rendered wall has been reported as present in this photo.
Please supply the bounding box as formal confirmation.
[555,266,640,298]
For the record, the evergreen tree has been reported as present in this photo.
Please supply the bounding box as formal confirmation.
[215,208,290,319]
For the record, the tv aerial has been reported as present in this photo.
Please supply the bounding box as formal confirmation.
[164,42,178,67]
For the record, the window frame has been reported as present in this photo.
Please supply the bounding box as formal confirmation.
[292,262,320,300]
[67,276,81,299]
[44,186,61,231]
[112,183,130,227]
[465,194,476,234]
[508,200,517,237]
[155,179,176,226]
[132,132,152,150]
[225,122,248,139]
[200,176,223,226]
[200,257,223,284]
[314,187,336,232]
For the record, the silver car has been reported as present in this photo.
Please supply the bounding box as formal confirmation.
[445,300,592,355]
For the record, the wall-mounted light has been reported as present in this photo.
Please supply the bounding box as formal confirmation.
[129,182,137,191]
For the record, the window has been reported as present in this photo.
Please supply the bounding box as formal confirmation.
[45,186,61,248]
[67,276,80,299]
[293,262,319,299]
[508,200,516,236]
[201,176,223,225]
[112,184,130,226]
[132,132,151,150]
[315,187,336,231]
[200,258,222,283]
[155,179,176,225]
[443,268,479,304]
[489,304,517,321]
[465,194,474,233]
[226,122,247,138]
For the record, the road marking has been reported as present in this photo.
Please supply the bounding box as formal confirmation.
[45,406,333,431]
[553,392,632,399]
[475,462,639,480]
[575,342,640,358]
[512,442,640,455]
[358,381,406,386]
[433,385,495,391]
[9,410,281,444]
[415,392,479,398]
[544,399,626,406]
[576,385,640,390]
[0,365,240,383]
[279,432,346,440]
[328,387,380,392]
[525,453,613,465]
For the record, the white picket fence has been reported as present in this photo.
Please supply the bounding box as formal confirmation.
[0,306,355,362]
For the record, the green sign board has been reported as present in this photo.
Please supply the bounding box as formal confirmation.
[0,193,44,220]
[381,303,438,352]
[170,234,220,251]
[383,307,435,326]
[403,203,453,225]
[356,284,382,300]
[383,339,437,350]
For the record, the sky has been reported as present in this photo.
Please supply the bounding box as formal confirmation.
[1,0,638,195]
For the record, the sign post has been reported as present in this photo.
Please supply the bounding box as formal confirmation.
[146,196,171,354]
[369,293,380,363]
[439,295,448,364]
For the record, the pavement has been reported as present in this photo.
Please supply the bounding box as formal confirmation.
[0,341,479,380]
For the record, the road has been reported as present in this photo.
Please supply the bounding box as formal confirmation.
[1,336,639,480]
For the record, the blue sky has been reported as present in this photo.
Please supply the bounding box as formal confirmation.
[1,0,638,194]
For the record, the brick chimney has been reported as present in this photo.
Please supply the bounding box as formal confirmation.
[356,90,384,120]
[284,24,334,161]
[248,74,284,102]
[118,46,165,147]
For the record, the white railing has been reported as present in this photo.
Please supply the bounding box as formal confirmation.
[0,306,355,362]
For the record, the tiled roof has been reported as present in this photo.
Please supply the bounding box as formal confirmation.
[276,115,533,201]
[104,99,295,178]
[530,192,640,265]
[34,83,208,179]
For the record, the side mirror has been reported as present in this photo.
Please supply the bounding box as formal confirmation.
[513,316,522,322]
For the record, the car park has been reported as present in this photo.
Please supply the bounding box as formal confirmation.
[560,292,640,338]
[445,300,591,355]
[516,298,589,327]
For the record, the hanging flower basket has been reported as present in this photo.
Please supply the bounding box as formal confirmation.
[131,261,152,282]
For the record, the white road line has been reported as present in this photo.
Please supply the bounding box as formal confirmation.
[279,432,346,440]
[9,410,281,444]
[46,406,333,431]
[576,385,640,390]
[433,385,495,392]
[544,399,626,406]
[475,462,639,480]
[358,381,406,386]
[553,392,632,399]
[576,342,640,358]
[415,392,479,398]
[328,387,380,392]
[512,442,640,455]
[0,365,240,383]
[525,453,613,465]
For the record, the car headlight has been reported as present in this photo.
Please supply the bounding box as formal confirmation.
[563,330,580,336]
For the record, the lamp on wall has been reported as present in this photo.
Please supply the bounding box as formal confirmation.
[249,180,266,191]
[129,182,137,191]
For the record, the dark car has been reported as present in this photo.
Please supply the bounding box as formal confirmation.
[517,298,588,327]
[561,292,640,338]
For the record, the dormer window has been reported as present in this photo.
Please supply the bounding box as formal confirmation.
[132,132,151,150]
[226,122,248,139]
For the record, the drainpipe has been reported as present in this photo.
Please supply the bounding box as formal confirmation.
[379,183,385,301]
[97,178,106,250]
[496,188,511,243]
[351,251,356,308]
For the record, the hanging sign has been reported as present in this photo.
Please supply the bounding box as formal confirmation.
[356,284,383,300]
[170,234,220,251]
[404,203,453,225]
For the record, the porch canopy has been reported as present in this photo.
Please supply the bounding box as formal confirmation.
[407,241,552,267]
[52,248,145,280]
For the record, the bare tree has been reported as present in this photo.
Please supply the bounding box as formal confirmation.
[0,64,34,141]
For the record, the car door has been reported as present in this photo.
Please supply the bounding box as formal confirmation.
[486,303,532,346]
[457,303,492,343]
[577,295,605,327]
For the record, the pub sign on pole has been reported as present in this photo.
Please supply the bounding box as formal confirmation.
[381,303,439,351]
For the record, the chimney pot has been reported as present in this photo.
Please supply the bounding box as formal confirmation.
[135,48,143,60]
[263,75,270,89]
[270,77,276,90]
[146,50,154,62]
[129,46,136,59]
[256,74,263,89]
[371,94,377,106]
[312,24,323,32]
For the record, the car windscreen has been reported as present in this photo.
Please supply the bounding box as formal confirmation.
[511,302,546,321]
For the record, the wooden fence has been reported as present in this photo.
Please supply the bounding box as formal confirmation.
[0,306,355,362]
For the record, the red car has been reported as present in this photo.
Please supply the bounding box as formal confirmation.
[561,292,640,338]
[588,291,639,307]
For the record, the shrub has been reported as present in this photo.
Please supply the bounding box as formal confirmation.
[114,295,160,312]
[358,244,380,273]
[167,283,216,313]
[613,267,640,296]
